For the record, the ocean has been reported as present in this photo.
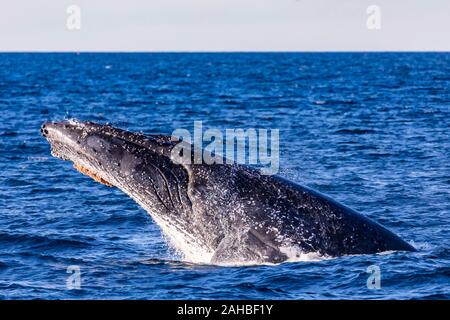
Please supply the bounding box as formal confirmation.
[0,53,448,299]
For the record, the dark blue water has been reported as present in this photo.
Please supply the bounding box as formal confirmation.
[0,53,449,299]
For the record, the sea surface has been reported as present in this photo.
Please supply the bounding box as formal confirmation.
[0,53,449,299]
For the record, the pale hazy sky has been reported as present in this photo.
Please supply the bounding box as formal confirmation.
[0,0,449,51]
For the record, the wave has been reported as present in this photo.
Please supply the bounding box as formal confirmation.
[0,231,93,250]
[335,129,377,135]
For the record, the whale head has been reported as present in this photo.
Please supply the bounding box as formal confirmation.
[42,120,179,185]
[41,119,197,229]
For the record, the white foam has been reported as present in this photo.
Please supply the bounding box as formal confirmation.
[280,246,329,263]
[407,241,432,251]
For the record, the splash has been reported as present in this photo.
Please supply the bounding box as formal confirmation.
[280,246,329,263]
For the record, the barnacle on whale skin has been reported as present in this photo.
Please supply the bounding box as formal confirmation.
[73,163,113,187]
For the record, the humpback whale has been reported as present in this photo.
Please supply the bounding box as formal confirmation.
[41,120,415,264]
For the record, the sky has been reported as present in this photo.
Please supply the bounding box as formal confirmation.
[0,0,449,51]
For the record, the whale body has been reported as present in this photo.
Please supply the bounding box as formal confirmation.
[41,120,415,264]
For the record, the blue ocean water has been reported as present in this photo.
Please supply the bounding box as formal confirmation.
[0,53,449,299]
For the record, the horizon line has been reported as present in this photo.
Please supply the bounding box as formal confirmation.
[1,50,449,54]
